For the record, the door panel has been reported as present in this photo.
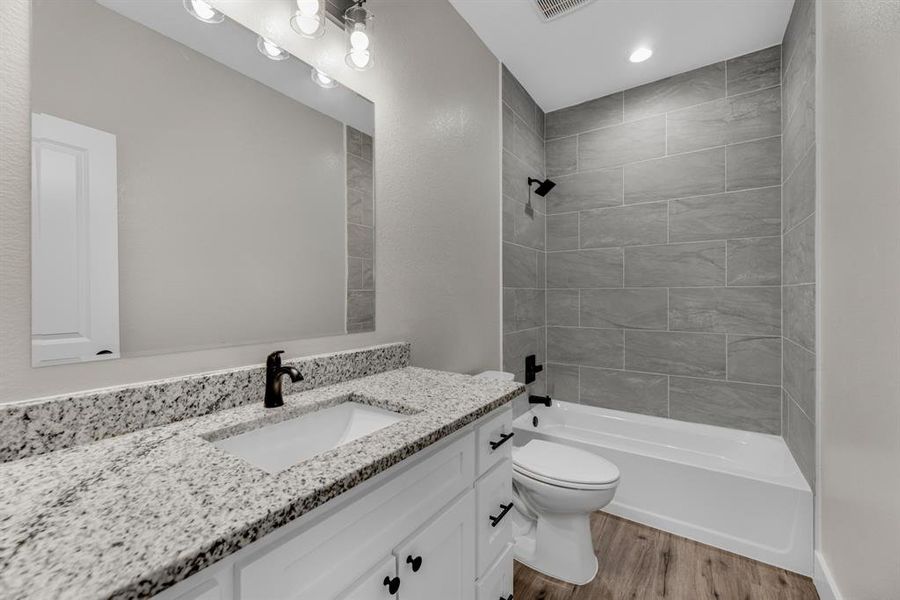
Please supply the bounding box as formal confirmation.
[339,554,397,600]
[31,112,119,365]
[395,490,475,600]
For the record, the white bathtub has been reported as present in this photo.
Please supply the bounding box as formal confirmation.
[513,401,813,575]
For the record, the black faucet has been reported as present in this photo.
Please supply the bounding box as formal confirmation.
[529,395,552,407]
[264,350,304,408]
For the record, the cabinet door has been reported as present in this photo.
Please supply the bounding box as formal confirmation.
[395,490,475,600]
[339,555,398,600]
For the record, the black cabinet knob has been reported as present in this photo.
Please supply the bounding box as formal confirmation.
[500,595,513,600]
[382,576,400,594]
[406,554,423,572]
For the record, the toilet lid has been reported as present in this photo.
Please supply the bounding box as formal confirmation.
[513,440,619,487]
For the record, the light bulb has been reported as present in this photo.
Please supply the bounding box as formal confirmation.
[349,49,370,69]
[293,13,321,35]
[629,47,653,63]
[350,29,369,51]
[184,0,224,23]
[257,36,289,60]
[297,0,320,15]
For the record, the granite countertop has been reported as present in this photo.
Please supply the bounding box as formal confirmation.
[0,367,524,599]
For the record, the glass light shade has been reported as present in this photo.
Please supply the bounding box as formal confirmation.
[311,67,338,89]
[257,36,290,61]
[183,0,224,24]
[290,0,325,39]
[344,4,374,71]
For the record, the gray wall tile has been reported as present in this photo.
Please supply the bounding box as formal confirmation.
[580,368,668,417]
[784,284,815,351]
[547,168,623,213]
[502,195,516,241]
[581,288,668,330]
[727,137,782,191]
[502,65,542,134]
[503,327,544,375]
[347,126,373,162]
[669,186,781,242]
[625,331,726,378]
[669,287,781,336]
[546,92,623,139]
[537,251,546,288]
[666,87,781,154]
[579,202,668,248]
[578,116,665,170]
[348,257,363,291]
[727,45,781,96]
[547,289,579,326]
[347,290,375,329]
[625,242,726,287]
[782,0,815,85]
[783,76,816,178]
[547,248,623,288]
[511,112,545,175]
[502,103,514,151]
[547,327,624,368]
[547,363,579,401]
[503,289,515,334]
[727,236,781,286]
[727,335,782,385]
[546,136,578,177]
[783,215,815,284]
[347,153,373,192]
[513,289,545,331]
[503,242,538,288]
[669,377,781,434]
[783,339,816,419]
[625,148,725,204]
[547,213,579,251]
[348,223,374,259]
[347,187,374,227]
[624,62,726,121]
[503,149,531,204]
[514,204,546,250]
[786,396,816,486]
[783,29,815,128]
[783,145,815,231]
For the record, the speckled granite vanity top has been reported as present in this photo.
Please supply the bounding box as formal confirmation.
[0,367,524,599]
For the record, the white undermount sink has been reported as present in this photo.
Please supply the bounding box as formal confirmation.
[212,402,405,474]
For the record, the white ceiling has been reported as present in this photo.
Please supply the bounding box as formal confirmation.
[449,0,794,113]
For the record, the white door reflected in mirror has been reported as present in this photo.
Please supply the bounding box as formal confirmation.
[31,113,120,367]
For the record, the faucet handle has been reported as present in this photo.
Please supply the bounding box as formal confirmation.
[266,350,285,369]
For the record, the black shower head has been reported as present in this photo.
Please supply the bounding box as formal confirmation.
[528,177,556,197]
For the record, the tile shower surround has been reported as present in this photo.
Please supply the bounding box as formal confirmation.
[0,342,410,463]
[503,46,793,436]
[780,0,817,487]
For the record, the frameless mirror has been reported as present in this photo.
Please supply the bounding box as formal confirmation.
[30,0,374,367]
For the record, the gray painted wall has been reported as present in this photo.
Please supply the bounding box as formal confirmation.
[540,48,785,435]
[819,0,900,597]
[0,0,502,402]
[502,66,547,408]
[781,0,817,488]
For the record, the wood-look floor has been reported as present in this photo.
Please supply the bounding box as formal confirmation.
[514,512,819,600]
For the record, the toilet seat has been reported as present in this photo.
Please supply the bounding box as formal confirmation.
[513,440,619,490]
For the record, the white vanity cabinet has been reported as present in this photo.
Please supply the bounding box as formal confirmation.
[155,405,515,600]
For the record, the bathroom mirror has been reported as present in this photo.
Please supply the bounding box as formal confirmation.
[30,0,375,367]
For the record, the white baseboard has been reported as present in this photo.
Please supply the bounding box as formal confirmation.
[814,551,842,600]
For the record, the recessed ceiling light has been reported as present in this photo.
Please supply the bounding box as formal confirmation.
[629,47,653,63]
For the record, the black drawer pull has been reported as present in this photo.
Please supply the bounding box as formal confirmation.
[489,432,514,451]
[489,502,514,527]
[406,554,423,572]
[383,576,400,594]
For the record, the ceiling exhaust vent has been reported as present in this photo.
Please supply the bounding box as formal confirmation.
[533,0,596,21]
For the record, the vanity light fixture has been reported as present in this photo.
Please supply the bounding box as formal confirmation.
[290,0,326,39]
[629,47,653,63]
[257,36,290,61]
[344,0,374,71]
[311,67,338,88]
[183,0,224,24]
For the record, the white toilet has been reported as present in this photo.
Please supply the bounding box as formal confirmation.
[475,370,620,585]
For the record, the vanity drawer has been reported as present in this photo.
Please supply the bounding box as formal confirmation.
[475,543,514,600]
[476,407,514,478]
[475,458,514,578]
